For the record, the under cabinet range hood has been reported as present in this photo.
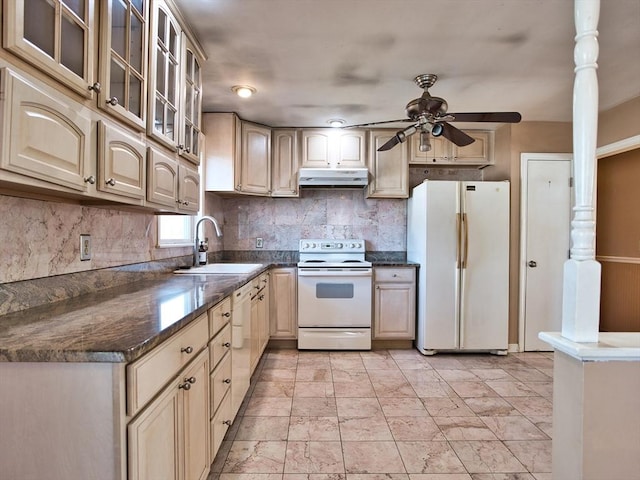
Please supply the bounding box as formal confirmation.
[298,167,369,187]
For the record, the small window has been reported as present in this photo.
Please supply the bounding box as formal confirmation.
[157,215,194,247]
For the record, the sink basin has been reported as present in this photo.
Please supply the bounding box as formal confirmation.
[174,263,264,275]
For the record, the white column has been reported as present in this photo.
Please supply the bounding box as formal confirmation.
[561,0,601,342]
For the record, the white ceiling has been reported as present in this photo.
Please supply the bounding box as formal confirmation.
[176,0,640,129]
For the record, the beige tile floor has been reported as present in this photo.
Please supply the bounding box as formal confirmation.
[208,349,554,480]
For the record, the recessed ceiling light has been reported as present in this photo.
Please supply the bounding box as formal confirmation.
[327,119,345,128]
[231,85,256,98]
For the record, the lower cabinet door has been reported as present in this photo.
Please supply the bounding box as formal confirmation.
[210,352,232,417]
[128,385,181,480]
[183,350,210,480]
[210,391,232,462]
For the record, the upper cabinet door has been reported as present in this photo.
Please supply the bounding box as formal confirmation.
[179,36,203,165]
[98,0,149,130]
[148,0,181,149]
[3,0,96,98]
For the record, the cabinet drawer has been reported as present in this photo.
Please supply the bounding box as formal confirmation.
[209,297,232,337]
[127,313,209,415]
[374,268,415,283]
[210,352,232,416]
[209,323,231,370]
[210,390,232,462]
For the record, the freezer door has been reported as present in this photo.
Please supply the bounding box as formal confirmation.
[410,180,461,351]
[458,181,510,351]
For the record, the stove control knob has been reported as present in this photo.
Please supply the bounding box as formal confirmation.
[310,243,317,248]
[350,243,356,248]
[303,242,310,249]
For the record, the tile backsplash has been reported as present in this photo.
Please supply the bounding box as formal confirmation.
[219,189,406,251]
[0,194,191,284]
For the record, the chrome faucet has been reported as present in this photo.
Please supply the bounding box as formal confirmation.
[194,215,223,266]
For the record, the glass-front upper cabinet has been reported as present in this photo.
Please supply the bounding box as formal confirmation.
[3,0,96,98]
[98,0,149,130]
[180,36,203,164]
[148,0,181,149]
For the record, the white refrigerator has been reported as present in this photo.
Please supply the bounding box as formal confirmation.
[407,180,510,354]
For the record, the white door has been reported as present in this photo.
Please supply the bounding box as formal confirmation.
[520,154,572,351]
[460,181,510,351]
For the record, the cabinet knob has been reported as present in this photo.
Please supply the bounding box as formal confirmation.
[181,346,194,354]
[528,260,538,268]
[222,312,231,318]
[223,420,232,426]
[106,178,116,186]
[222,342,231,348]
[184,147,190,154]
[186,376,196,384]
[83,175,96,184]
[223,378,231,384]
[183,200,190,206]
[107,96,119,106]
[88,82,101,93]
[178,382,191,390]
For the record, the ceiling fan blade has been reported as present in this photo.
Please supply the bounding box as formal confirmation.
[343,118,412,129]
[448,112,522,123]
[439,122,475,147]
[377,124,418,151]
[377,135,401,152]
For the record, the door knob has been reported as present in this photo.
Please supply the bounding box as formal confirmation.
[528,260,537,268]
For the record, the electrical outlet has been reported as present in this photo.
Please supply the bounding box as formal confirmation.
[80,234,91,261]
[256,237,264,249]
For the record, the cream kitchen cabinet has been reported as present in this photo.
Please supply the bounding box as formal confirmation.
[373,267,416,340]
[367,129,409,198]
[97,120,146,203]
[97,0,150,131]
[148,0,181,149]
[301,129,366,168]
[179,36,204,165]
[271,129,300,197]
[240,121,271,195]
[147,145,200,213]
[3,0,97,98]
[128,348,210,480]
[127,312,210,480]
[0,308,216,480]
[148,0,206,155]
[204,113,271,196]
[207,297,233,462]
[269,267,298,339]
[409,130,494,166]
[250,272,270,373]
[0,67,94,195]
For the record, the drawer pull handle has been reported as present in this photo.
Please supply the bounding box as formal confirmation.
[179,382,191,390]
[223,312,231,318]
[181,346,194,354]
[223,342,231,348]
[223,420,232,426]
[223,378,231,384]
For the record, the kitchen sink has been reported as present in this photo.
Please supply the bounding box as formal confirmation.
[174,263,264,275]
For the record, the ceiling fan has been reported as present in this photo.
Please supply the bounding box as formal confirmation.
[345,74,522,152]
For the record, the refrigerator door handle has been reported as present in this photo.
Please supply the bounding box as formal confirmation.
[456,213,462,269]
[461,213,469,269]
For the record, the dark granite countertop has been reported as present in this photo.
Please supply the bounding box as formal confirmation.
[0,266,269,363]
[0,252,417,364]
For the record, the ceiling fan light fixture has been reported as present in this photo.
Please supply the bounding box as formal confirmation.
[231,85,256,98]
[431,123,444,137]
[327,119,345,128]
[419,131,432,152]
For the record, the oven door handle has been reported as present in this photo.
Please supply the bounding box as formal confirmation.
[298,269,372,277]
